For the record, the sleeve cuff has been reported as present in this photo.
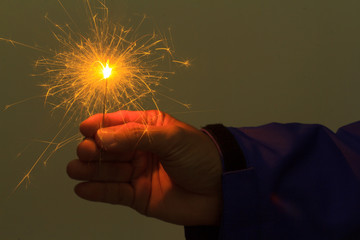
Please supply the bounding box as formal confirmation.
[203,124,247,172]
[184,125,260,239]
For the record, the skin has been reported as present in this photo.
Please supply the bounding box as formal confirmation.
[67,110,223,226]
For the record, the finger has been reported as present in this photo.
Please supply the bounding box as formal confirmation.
[77,139,99,161]
[77,139,134,162]
[96,122,177,156]
[80,110,163,137]
[74,182,134,206]
[67,159,133,182]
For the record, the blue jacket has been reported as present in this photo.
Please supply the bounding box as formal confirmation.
[185,121,360,240]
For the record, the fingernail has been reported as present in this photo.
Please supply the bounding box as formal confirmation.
[97,128,115,149]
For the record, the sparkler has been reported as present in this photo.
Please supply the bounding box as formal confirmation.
[1,0,190,191]
[101,60,112,127]
[37,0,185,122]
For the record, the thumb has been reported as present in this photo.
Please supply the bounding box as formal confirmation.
[96,122,177,156]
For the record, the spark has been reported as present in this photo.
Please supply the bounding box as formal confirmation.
[33,0,191,122]
[1,0,190,192]
[173,59,191,68]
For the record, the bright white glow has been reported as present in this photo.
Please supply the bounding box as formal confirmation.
[103,61,112,79]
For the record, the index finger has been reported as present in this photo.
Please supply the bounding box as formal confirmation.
[80,110,158,137]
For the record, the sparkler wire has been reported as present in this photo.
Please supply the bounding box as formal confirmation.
[99,78,108,162]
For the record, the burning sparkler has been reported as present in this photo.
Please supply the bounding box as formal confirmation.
[37,0,186,122]
[101,60,112,126]
[1,0,190,191]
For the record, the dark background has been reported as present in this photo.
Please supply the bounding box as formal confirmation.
[1,0,359,239]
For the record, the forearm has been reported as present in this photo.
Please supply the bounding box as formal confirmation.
[186,121,360,239]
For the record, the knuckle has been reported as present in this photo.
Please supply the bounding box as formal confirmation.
[145,110,167,125]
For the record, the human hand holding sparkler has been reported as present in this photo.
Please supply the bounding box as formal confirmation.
[67,110,222,225]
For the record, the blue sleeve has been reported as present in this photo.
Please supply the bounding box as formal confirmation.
[220,121,360,239]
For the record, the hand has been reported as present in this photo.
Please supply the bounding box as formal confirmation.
[67,110,222,225]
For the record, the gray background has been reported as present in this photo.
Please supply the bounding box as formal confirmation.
[1,0,359,239]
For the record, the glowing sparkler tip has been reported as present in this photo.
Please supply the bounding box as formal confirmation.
[102,60,112,79]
